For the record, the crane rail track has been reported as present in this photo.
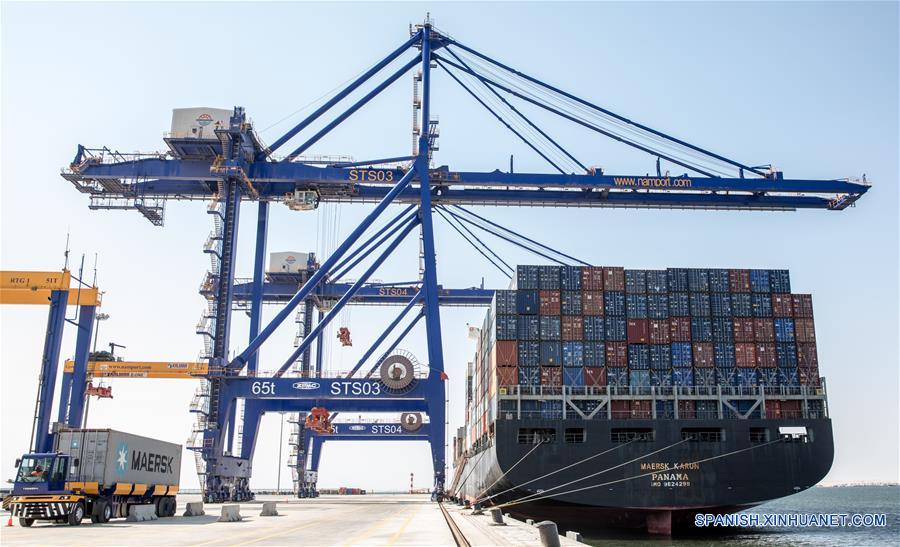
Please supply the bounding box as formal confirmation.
[439,502,472,547]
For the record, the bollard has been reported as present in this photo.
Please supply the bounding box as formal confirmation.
[489,508,506,526]
[126,504,159,522]
[565,530,583,542]
[183,501,205,517]
[535,521,561,547]
[526,518,534,526]
[217,504,242,522]
[259,501,278,516]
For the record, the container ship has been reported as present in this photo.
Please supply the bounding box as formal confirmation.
[449,265,831,535]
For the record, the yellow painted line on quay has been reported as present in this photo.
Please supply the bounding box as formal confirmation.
[386,506,421,545]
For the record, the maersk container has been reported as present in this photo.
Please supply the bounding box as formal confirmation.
[694,368,717,387]
[516,265,539,289]
[494,290,517,315]
[626,319,649,344]
[711,293,732,317]
[541,367,562,387]
[735,369,758,386]
[562,316,583,340]
[517,290,539,315]
[651,370,673,387]
[649,344,671,370]
[583,367,607,387]
[563,367,585,386]
[561,266,582,291]
[518,341,540,367]
[604,291,625,316]
[688,269,710,292]
[772,294,793,317]
[581,266,603,291]
[626,294,648,318]
[539,265,561,289]
[712,318,734,342]
[752,293,773,317]
[539,342,562,367]
[606,342,628,367]
[583,316,604,341]
[605,317,626,341]
[770,270,791,293]
[668,292,690,316]
[672,368,694,386]
[625,270,647,294]
[629,370,651,388]
[667,268,689,292]
[539,316,561,340]
[646,270,668,293]
[539,290,561,315]
[518,366,541,386]
[562,342,584,368]
[607,368,628,387]
[797,343,818,367]
[731,293,752,317]
[754,318,774,342]
[582,291,603,315]
[647,294,668,319]
[792,294,814,317]
[714,343,736,368]
[495,341,518,366]
[669,317,691,342]
[496,315,517,340]
[603,267,625,291]
[708,269,730,293]
[517,316,540,340]
[733,318,755,342]
[671,343,693,367]
[497,367,518,387]
[691,317,713,342]
[628,344,650,369]
[56,429,181,488]
[756,343,777,368]
[649,319,670,344]
[735,343,756,367]
[562,291,582,315]
[774,318,795,343]
[583,341,605,367]
[693,343,715,368]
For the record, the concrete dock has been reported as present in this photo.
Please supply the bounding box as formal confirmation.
[0,494,582,546]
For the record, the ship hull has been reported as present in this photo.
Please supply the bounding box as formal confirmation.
[452,418,833,532]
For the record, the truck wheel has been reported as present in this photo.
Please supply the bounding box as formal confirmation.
[167,497,177,517]
[68,502,85,526]
[19,518,35,527]
[101,501,113,523]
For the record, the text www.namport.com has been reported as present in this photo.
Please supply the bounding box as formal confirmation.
[695,513,888,528]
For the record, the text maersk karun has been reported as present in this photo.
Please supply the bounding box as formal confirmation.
[695,513,887,528]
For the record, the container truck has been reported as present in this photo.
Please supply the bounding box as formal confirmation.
[8,429,181,526]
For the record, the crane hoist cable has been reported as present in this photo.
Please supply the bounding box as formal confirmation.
[434,207,512,279]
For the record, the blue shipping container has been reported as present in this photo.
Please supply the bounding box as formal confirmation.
[770,270,791,293]
[690,293,711,317]
[750,269,771,293]
[731,294,752,317]
[694,368,717,387]
[717,366,736,386]
[714,343,736,368]
[518,341,540,367]
[604,291,626,316]
[774,318,795,343]
[672,342,693,367]
[607,368,628,387]
[688,269,710,292]
[779,367,799,386]
[518,367,541,386]
[667,268,689,292]
[539,265,561,290]
[626,294,648,318]
[495,290,517,315]
[517,290,539,315]
[628,344,650,369]
[691,317,713,342]
[651,370,673,387]
[540,342,562,367]
[562,342,584,368]
[539,316,561,340]
[776,343,797,367]
[758,368,779,386]
[669,293,690,316]
[517,316,540,340]
[712,318,734,342]
[708,269,730,293]
[752,293,773,317]
[605,317,626,341]
[673,368,694,386]
[563,367,585,386]
[656,400,676,418]
[647,294,669,319]
[629,370,651,388]
[650,344,672,370]
[646,270,668,294]
[496,315,517,340]
[735,369,758,386]
[584,341,606,367]
[583,316,605,341]
[561,266,582,291]
[711,293,732,317]
[625,270,647,294]
[517,265,539,289]
[562,291,582,315]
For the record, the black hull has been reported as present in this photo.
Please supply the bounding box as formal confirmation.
[452,418,833,531]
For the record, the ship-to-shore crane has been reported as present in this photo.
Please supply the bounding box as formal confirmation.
[60,19,868,502]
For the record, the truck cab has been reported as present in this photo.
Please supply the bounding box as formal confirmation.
[13,453,70,496]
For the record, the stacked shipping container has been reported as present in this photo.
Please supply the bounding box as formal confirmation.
[484,265,821,395]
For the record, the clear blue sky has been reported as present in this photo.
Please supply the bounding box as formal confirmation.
[2,2,897,490]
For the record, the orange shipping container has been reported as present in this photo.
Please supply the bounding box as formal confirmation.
[795,318,816,343]
[753,319,774,342]
[649,319,670,344]
[729,269,751,292]
[539,290,561,315]
[582,291,604,315]
[756,343,777,368]
[582,266,604,291]
[632,400,652,419]
[792,294,814,317]
[497,367,518,386]
[603,267,625,291]
[693,343,715,368]
[733,318,755,342]
[606,342,628,367]
[627,319,649,344]
[562,316,584,341]
[495,340,518,367]
[735,343,756,367]
[583,367,607,387]
[771,294,793,317]
[669,317,692,342]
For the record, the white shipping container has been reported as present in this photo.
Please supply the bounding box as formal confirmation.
[170,107,233,139]
[268,251,310,274]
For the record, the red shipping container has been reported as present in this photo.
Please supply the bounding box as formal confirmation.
[497,367,518,386]
[735,343,756,367]
[539,290,561,315]
[611,400,631,419]
[732,318,755,342]
[798,367,820,386]
[772,400,802,419]
[795,318,816,343]
[627,319,649,344]
[669,317,692,342]
[495,340,518,367]
[582,291,604,315]
[771,294,793,317]
[541,367,562,386]
[756,343,777,368]
[792,294,814,317]
[606,342,628,367]
[765,400,782,419]
[632,400,652,419]
[678,400,697,419]
[583,367,607,387]
[729,269,751,292]
[693,343,715,368]
[649,319,670,344]
[603,267,625,291]
[581,267,605,291]
[753,319,775,342]
[797,343,819,367]
[562,316,584,341]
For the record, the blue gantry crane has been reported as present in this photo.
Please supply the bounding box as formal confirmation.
[60,19,868,502]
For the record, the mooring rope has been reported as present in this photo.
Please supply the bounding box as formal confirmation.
[472,438,547,502]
